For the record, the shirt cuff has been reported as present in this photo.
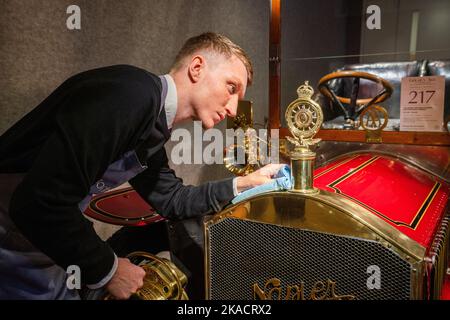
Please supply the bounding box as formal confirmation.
[86,253,118,289]
[232,177,239,196]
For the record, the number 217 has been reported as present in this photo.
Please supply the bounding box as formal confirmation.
[409,90,435,104]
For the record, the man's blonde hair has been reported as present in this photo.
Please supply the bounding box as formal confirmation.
[171,32,253,86]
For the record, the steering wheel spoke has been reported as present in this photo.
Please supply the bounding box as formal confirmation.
[324,83,349,118]
[318,71,393,128]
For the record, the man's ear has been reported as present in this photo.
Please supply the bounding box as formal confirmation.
[188,55,205,83]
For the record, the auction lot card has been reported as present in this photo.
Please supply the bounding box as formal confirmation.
[400,76,445,132]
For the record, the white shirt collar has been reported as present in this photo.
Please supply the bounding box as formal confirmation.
[162,74,178,130]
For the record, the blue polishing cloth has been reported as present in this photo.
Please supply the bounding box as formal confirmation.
[231,165,292,204]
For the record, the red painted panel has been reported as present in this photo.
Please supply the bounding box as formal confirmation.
[441,275,450,300]
[314,153,449,248]
[84,187,164,226]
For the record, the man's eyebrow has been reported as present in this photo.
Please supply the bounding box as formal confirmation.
[228,75,246,98]
[230,77,242,86]
[231,77,244,90]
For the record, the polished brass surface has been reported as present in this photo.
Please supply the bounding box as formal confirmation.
[204,191,427,299]
[426,212,449,299]
[205,190,427,299]
[227,100,253,130]
[224,134,259,176]
[290,148,317,193]
[104,251,188,300]
[252,278,356,300]
[285,81,323,141]
[223,100,261,176]
[212,191,425,260]
[285,81,323,193]
[278,138,290,159]
[359,105,389,143]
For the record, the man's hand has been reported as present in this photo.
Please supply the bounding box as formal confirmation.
[105,257,146,300]
[235,164,285,194]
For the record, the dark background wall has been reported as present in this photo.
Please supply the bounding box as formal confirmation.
[280,0,362,126]
[360,0,450,63]
[0,0,270,135]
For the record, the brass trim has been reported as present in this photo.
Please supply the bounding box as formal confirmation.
[359,105,389,143]
[204,190,427,299]
[103,251,188,300]
[204,215,216,300]
[425,211,450,299]
[410,261,425,300]
[290,150,317,192]
[285,81,324,194]
[227,100,253,130]
[224,100,258,176]
[252,278,356,300]
[285,81,323,140]
[206,192,425,257]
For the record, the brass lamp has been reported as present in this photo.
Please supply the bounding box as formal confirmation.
[102,251,189,300]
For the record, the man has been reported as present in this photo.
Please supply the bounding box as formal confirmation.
[0,32,282,299]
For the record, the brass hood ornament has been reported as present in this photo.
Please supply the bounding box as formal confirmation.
[285,81,324,193]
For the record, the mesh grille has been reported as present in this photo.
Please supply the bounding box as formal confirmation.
[208,218,412,300]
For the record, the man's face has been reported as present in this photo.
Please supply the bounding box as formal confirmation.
[191,54,248,129]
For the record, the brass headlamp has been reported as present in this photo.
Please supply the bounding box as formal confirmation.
[223,101,261,176]
[102,251,189,300]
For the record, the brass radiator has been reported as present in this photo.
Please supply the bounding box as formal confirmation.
[204,192,426,300]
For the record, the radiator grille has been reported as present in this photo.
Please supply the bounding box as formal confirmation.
[207,218,412,300]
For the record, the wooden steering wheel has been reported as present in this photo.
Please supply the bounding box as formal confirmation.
[318,71,393,124]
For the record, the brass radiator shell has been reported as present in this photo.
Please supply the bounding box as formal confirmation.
[204,191,427,300]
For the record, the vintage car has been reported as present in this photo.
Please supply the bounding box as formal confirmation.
[83,0,450,300]
[84,77,450,300]
[204,150,450,300]
[203,75,450,300]
[84,129,450,300]
[83,33,450,302]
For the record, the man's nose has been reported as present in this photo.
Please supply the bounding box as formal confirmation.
[225,97,239,117]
